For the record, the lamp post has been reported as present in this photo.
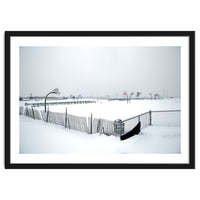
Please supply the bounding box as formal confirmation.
[44,88,60,112]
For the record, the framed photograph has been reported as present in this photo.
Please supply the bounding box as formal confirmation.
[5,31,195,169]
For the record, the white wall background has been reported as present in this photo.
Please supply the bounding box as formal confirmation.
[0,1,199,200]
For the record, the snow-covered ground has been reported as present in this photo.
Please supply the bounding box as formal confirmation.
[20,115,180,154]
[20,99,181,154]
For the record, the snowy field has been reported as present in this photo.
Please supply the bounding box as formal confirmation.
[20,98,181,154]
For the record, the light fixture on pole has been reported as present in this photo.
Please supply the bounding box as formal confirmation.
[44,88,60,112]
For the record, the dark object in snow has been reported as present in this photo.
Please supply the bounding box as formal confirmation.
[120,121,141,140]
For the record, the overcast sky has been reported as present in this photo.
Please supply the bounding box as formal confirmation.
[20,46,180,98]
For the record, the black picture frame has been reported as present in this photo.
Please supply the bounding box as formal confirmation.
[5,31,195,169]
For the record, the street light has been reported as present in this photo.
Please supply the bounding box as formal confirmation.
[44,88,60,112]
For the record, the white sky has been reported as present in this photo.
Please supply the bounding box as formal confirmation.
[20,46,180,98]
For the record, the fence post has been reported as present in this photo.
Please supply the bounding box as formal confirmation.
[65,107,67,128]
[31,106,35,119]
[68,118,70,129]
[90,113,93,134]
[149,110,152,126]
[25,107,28,116]
[97,119,101,133]
[46,106,49,122]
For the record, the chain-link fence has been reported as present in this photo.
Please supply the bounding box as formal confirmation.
[122,110,181,134]
[122,111,150,133]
